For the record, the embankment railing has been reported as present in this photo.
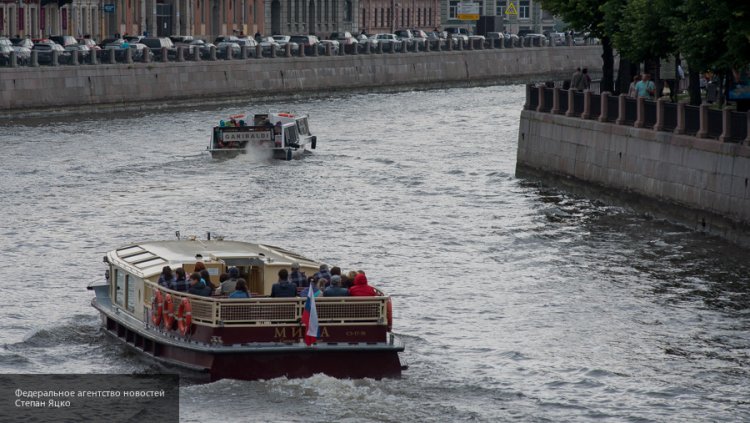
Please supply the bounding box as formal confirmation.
[525,84,750,144]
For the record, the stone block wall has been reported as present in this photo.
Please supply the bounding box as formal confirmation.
[517,110,750,242]
[0,46,602,114]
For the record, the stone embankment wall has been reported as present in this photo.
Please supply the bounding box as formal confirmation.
[0,46,601,114]
[517,109,750,245]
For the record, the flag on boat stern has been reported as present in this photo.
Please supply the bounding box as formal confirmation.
[302,285,320,346]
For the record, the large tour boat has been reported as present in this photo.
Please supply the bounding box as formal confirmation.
[88,235,404,382]
[207,112,317,160]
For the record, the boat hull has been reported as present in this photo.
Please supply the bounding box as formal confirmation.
[95,300,404,381]
[208,145,308,161]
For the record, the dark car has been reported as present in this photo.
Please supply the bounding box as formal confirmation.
[32,39,68,64]
[49,35,78,47]
[64,44,91,62]
[290,35,319,54]
[139,37,176,60]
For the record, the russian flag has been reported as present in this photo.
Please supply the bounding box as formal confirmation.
[301,284,320,346]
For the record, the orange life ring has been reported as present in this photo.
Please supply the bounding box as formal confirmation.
[176,297,193,336]
[151,290,163,326]
[277,112,293,118]
[386,297,393,332]
[162,293,175,329]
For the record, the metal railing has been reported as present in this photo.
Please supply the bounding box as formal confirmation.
[526,85,750,143]
[144,280,387,328]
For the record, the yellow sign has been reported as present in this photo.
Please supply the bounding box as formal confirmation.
[457,2,480,21]
[506,2,518,15]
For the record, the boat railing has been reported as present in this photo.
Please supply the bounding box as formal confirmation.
[144,280,387,328]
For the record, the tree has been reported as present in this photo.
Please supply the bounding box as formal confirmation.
[541,0,618,93]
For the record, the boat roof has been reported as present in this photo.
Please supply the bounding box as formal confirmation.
[106,239,320,279]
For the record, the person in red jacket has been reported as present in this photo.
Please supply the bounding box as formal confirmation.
[349,272,377,296]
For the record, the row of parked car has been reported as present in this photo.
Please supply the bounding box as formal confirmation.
[0,29,572,66]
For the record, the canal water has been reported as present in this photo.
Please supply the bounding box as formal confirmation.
[1,85,749,422]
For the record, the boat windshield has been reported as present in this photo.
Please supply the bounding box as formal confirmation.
[296,118,309,136]
[286,126,300,144]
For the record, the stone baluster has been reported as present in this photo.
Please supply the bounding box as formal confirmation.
[209,46,217,60]
[425,39,430,52]
[51,50,59,66]
[339,43,345,55]
[581,90,592,119]
[109,49,116,64]
[551,87,561,114]
[598,92,609,122]
[376,41,383,54]
[240,45,247,59]
[177,46,185,62]
[519,36,525,48]
[90,49,97,65]
[299,44,306,57]
[325,43,332,56]
[565,89,576,117]
[193,46,201,61]
[285,43,292,57]
[160,47,167,62]
[270,44,277,58]
[536,86,545,112]
[70,50,79,65]
[468,38,474,50]
[719,108,732,142]
[9,50,17,67]
[447,38,453,51]
[256,45,263,58]
[226,45,233,60]
[674,101,686,134]
[696,104,709,138]
[616,94,627,125]
[142,47,151,63]
[653,98,666,131]
[567,34,573,46]
[634,97,646,128]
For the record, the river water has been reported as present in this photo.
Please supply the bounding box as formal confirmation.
[1,85,749,422]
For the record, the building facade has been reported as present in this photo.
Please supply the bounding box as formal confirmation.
[441,0,554,34]
[358,0,440,34]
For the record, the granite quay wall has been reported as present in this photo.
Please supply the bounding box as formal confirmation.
[517,86,750,245]
[0,45,602,115]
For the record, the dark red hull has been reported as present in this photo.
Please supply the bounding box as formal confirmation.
[96,304,404,381]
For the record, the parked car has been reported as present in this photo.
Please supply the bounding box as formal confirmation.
[32,39,68,64]
[258,36,282,56]
[215,41,241,59]
[49,35,78,47]
[290,35,319,54]
[374,33,403,52]
[329,31,358,46]
[394,29,422,50]
[139,37,176,60]
[189,39,215,59]
[235,37,259,56]
[214,35,240,44]
[10,37,33,49]
[271,35,299,54]
[100,39,152,61]
[77,37,101,51]
[64,44,91,61]
[444,27,470,43]
[0,43,14,66]
[523,33,548,46]
[318,39,340,55]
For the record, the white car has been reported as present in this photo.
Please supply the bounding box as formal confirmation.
[374,33,403,52]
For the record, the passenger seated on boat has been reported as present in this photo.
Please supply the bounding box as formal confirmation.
[229,279,250,298]
[289,262,308,287]
[158,266,175,288]
[199,269,217,292]
[344,271,358,289]
[299,279,322,298]
[169,268,190,292]
[271,269,297,298]
[314,264,332,287]
[188,272,212,297]
[349,272,377,297]
[324,275,349,297]
[217,267,239,295]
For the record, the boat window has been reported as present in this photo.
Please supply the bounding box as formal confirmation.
[115,269,126,307]
[286,127,299,144]
[296,118,309,136]
[123,252,156,263]
[126,275,138,313]
[135,257,166,269]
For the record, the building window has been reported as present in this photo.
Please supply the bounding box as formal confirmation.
[428,7,431,26]
[345,0,352,21]
[448,0,458,19]
[519,0,529,18]
[381,8,385,27]
[495,0,505,15]
[295,0,299,21]
[362,8,365,28]
[287,0,292,22]
[374,8,377,28]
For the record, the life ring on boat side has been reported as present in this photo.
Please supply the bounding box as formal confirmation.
[386,297,393,332]
[162,294,175,329]
[151,290,163,326]
[277,112,293,117]
[176,297,193,336]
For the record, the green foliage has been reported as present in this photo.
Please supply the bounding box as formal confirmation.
[542,0,750,72]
